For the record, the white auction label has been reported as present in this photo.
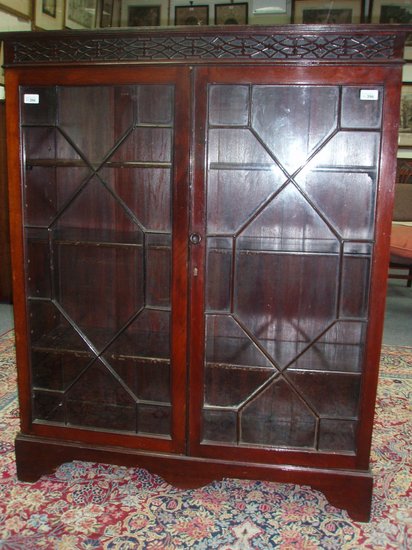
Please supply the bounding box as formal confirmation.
[24,94,40,104]
[360,89,379,101]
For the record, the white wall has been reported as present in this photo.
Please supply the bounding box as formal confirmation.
[0,9,32,92]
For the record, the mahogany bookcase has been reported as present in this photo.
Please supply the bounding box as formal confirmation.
[2,24,411,521]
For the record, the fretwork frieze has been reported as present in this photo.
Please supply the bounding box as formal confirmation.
[6,32,398,65]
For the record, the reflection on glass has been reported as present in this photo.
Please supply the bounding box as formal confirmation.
[251,85,338,173]
[202,83,379,452]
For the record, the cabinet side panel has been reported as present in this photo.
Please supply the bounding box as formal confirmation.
[5,70,32,431]
[356,67,404,469]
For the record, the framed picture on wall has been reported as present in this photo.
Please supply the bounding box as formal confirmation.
[0,0,31,18]
[65,0,98,29]
[0,42,3,87]
[292,0,363,24]
[215,3,248,25]
[42,0,56,17]
[127,5,161,26]
[34,0,65,30]
[121,0,168,26]
[370,0,412,24]
[399,84,412,148]
[100,0,114,27]
[175,5,209,25]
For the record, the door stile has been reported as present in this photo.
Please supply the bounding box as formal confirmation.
[170,67,192,452]
[187,67,210,454]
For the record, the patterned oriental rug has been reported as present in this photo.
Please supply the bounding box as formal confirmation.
[0,330,410,549]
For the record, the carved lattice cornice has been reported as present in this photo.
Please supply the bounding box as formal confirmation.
[1,26,409,66]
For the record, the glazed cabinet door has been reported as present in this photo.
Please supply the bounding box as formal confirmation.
[16,67,190,452]
[189,66,385,466]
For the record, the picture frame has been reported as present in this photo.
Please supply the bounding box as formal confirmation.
[292,0,363,24]
[215,2,248,25]
[404,63,412,82]
[0,42,3,88]
[65,0,98,29]
[399,85,412,148]
[127,5,161,26]
[0,0,32,19]
[175,4,209,26]
[120,0,168,26]
[42,0,56,17]
[34,0,65,30]
[253,0,287,15]
[369,0,412,24]
[100,0,114,27]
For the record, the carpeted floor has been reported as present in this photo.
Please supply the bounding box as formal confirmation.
[0,330,411,549]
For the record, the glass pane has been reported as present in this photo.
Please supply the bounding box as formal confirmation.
[146,234,171,308]
[111,127,172,163]
[208,129,277,169]
[66,360,137,431]
[311,131,379,168]
[206,315,274,370]
[24,166,91,226]
[33,391,65,423]
[203,409,237,443]
[287,372,361,418]
[239,183,340,252]
[108,357,170,403]
[104,309,171,433]
[104,167,171,232]
[287,321,366,373]
[341,86,382,129]
[24,127,84,162]
[234,252,340,367]
[241,379,316,448]
[205,365,273,408]
[251,86,338,173]
[32,351,91,392]
[234,184,340,367]
[340,255,371,318]
[20,86,57,126]
[26,228,51,298]
[209,85,249,126]
[206,238,232,312]
[58,86,135,163]
[52,178,144,351]
[296,172,375,240]
[23,83,175,438]
[319,419,358,452]
[104,309,170,361]
[54,242,143,350]
[207,169,285,234]
[28,299,93,354]
[137,85,174,125]
[202,82,380,452]
[137,404,171,436]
